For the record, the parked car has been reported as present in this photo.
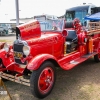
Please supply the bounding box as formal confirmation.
[0,26,8,36]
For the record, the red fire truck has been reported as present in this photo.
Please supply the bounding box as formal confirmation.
[0,18,100,98]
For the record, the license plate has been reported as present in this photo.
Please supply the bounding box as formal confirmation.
[14,52,23,59]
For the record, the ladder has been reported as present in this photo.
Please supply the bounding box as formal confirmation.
[87,21,100,35]
[0,77,12,100]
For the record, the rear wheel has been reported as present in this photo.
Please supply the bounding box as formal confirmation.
[30,61,56,99]
[94,53,100,62]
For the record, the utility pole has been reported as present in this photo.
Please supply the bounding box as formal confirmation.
[15,0,19,26]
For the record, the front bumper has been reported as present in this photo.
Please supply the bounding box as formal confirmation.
[0,71,30,86]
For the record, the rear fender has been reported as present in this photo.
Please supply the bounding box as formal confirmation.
[27,54,58,70]
[94,41,100,52]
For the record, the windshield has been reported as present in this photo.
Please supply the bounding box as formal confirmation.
[39,19,64,32]
[65,6,89,25]
[65,10,87,25]
[65,11,74,21]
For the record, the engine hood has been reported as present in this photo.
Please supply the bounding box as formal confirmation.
[16,20,41,40]
[26,32,60,46]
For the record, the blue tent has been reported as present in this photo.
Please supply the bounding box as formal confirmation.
[84,12,100,21]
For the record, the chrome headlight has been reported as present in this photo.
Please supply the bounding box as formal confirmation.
[3,43,9,52]
[23,45,30,56]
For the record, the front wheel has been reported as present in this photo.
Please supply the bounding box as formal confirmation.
[30,61,56,99]
[94,54,100,62]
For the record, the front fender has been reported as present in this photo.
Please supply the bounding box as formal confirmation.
[0,49,14,67]
[27,54,58,70]
[0,49,6,59]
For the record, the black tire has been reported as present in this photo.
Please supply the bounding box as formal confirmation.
[94,54,100,62]
[30,61,56,99]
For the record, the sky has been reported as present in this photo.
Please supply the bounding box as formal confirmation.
[0,0,100,21]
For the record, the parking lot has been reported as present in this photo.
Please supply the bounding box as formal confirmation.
[0,33,16,44]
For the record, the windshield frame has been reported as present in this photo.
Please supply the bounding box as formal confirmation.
[39,19,64,32]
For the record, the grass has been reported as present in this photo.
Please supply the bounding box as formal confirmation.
[0,40,8,42]
[0,40,12,44]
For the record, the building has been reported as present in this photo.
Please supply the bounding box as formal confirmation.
[10,17,34,23]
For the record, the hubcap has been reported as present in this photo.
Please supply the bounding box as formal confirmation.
[38,67,54,94]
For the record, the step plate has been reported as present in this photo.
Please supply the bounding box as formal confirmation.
[82,52,97,58]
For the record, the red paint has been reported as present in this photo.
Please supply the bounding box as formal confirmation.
[0,19,100,74]
[17,20,41,40]
[1,19,100,98]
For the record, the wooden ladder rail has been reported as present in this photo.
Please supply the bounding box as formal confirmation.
[88,21,100,30]
[87,21,100,35]
[0,77,12,100]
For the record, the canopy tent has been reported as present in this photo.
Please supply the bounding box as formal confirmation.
[84,12,100,21]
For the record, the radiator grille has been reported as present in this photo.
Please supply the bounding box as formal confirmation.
[14,43,26,65]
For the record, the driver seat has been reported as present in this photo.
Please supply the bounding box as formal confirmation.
[66,30,78,53]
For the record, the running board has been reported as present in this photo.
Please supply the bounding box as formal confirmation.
[82,52,97,58]
[62,52,97,70]
[0,72,30,86]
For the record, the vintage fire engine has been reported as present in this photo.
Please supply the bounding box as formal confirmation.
[0,18,100,98]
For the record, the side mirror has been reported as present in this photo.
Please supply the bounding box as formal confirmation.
[62,29,68,37]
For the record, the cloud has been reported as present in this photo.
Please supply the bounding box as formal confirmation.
[0,0,99,20]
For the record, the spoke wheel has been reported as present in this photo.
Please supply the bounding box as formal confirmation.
[30,61,56,99]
